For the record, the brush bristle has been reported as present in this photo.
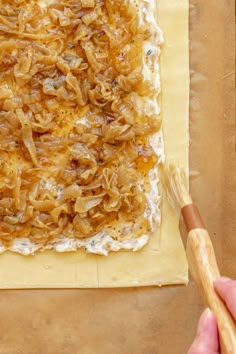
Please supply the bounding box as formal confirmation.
[162,163,192,211]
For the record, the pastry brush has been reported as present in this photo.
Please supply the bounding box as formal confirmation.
[162,163,236,354]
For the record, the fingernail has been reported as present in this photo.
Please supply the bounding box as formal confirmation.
[198,308,212,331]
[215,276,231,283]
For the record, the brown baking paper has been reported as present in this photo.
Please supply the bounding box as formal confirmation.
[0,0,234,353]
[0,0,189,289]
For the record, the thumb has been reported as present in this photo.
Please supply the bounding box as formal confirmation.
[187,308,219,354]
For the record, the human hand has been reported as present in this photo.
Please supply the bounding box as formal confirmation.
[188,277,236,354]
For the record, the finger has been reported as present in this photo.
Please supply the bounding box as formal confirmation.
[214,277,236,320]
[187,308,219,354]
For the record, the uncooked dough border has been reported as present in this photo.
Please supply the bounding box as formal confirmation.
[0,0,189,288]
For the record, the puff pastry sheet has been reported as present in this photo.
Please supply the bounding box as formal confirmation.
[0,0,189,288]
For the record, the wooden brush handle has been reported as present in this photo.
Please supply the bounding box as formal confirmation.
[186,228,236,354]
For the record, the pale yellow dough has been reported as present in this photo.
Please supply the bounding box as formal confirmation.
[0,0,189,288]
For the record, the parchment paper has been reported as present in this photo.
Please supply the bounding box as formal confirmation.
[0,0,189,288]
[0,0,234,353]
